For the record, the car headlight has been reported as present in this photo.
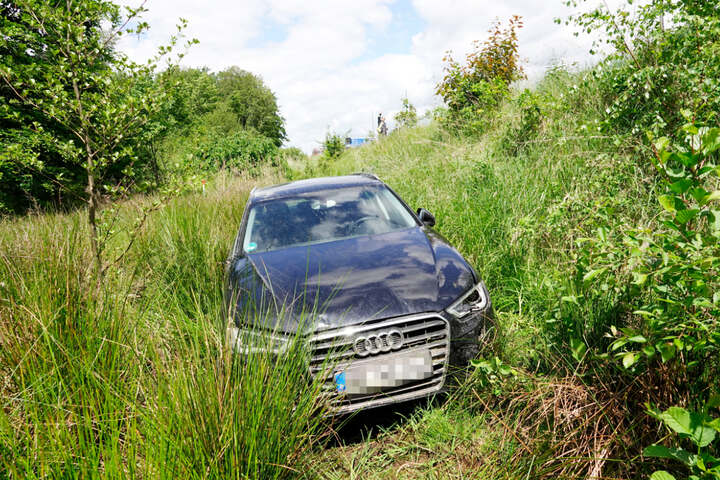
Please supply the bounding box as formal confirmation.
[446,282,489,319]
[226,321,290,354]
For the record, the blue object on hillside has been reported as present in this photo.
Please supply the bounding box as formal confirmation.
[345,137,371,148]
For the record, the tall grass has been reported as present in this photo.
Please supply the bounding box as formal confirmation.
[0,172,332,478]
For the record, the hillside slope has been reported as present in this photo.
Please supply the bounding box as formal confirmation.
[305,70,664,478]
[0,69,693,479]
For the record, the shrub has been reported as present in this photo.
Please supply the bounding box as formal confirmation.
[394,97,418,128]
[576,122,720,378]
[567,0,720,138]
[277,147,306,180]
[322,133,345,160]
[193,130,278,174]
[436,16,525,135]
[500,89,544,156]
[644,402,720,479]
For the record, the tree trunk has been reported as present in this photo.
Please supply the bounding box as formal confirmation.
[86,155,102,277]
[73,77,103,278]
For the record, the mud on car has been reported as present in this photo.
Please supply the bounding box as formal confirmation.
[225,174,493,413]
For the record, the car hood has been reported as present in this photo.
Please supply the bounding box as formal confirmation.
[227,227,475,333]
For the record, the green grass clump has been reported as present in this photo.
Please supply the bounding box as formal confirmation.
[0,172,331,479]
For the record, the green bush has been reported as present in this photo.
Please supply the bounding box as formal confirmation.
[322,132,345,163]
[644,402,720,480]
[394,97,418,128]
[500,89,544,156]
[568,0,720,138]
[574,122,719,379]
[192,130,278,174]
[436,16,524,135]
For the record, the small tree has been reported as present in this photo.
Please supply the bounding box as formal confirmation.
[436,16,525,113]
[394,97,418,128]
[322,132,345,160]
[0,1,195,276]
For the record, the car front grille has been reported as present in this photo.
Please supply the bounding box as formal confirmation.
[308,313,450,413]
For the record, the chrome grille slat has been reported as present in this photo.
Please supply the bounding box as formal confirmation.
[310,314,445,342]
[402,330,446,346]
[401,319,446,334]
[311,337,355,351]
[308,313,450,413]
[310,349,354,364]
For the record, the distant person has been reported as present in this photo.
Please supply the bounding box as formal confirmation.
[379,116,388,136]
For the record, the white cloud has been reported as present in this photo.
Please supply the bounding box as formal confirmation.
[118,0,608,152]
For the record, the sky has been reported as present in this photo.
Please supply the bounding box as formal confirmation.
[118,0,612,152]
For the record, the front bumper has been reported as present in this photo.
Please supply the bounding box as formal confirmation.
[227,305,493,415]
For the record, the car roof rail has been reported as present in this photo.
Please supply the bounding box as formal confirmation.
[352,172,380,181]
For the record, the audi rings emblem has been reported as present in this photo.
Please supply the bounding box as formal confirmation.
[353,329,404,356]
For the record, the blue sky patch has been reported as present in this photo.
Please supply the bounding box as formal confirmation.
[352,0,426,65]
[245,16,289,48]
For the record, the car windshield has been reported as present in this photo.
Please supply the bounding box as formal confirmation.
[242,185,418,253]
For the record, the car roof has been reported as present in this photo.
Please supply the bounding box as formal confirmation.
[249,173,383,202]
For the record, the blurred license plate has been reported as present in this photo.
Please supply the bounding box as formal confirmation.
[335,349,434,395]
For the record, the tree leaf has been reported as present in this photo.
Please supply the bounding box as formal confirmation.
[675,209,699,225]
[650,471,676,480]
[669,179,693,194]
[644,445,674,458]
[703,191,720,205]
[660,407,692,436]
[690,187,709,203]
[702,127,720,154]
[675,151,701,168]
[582,267,606,284]
[657,343,676,363]
[693,422,716,448]
[660,407,717,447]
[644,444,693,464]
[570,337,587,362]
[708,418,720,432]
[622,352,638,369]
[659,195,676,212]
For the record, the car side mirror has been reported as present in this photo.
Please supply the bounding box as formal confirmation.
[416,208,436,227]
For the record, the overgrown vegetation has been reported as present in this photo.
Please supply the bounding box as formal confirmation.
[0,172,332,479]
[307,3,720,476]
[0,3,284,216]
[155,66,286,181]
[2,0,719,479]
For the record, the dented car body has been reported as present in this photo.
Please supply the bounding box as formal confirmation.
[225,174,493,413]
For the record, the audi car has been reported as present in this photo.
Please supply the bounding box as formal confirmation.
[225,173,493,413]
